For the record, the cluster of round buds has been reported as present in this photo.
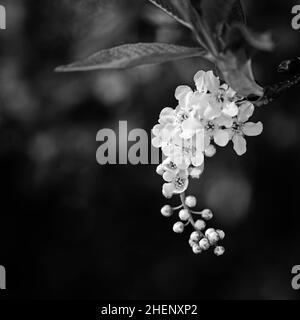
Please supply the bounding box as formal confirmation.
[161,195,225,256]
[189,228,225,256]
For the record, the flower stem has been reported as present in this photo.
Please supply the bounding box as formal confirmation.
[180,193,204,236]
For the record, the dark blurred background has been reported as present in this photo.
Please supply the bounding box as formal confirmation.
[0,0,300,300]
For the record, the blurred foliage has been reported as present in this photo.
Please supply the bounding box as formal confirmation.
[0,0,300,300]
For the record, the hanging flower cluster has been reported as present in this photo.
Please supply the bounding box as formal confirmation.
[152,70,263,255]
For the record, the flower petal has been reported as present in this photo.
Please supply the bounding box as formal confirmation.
[194,130,205,151]
[175,86,193,108]
[162,183,174,198]
[152,136,162,148]
[213,129,230,147]
[237,101,254,123]
[191,151,204,167]
[160,107,175,118]
[180,118,202,139]
[232,134,247,156]
[172,172,189,194]
[205,71,220,93]
[163,170,176,182]
[175,85,192,101]
[203,103,221,120]
[194,70,206,92]
[242,122,263,136]
[215,115,234,128]
[222,102,238,117]
[172,152,190,170]
[152,124,162,136]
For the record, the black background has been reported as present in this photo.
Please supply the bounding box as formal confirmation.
[0,0,300,300]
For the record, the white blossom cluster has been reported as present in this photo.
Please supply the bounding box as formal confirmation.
[152,70,263,255]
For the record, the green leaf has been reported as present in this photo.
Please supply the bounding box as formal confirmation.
[56,43,209,72]
[217,51,263,97]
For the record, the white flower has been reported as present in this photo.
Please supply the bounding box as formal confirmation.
[229,101,263,155]
[167,131,205,169]
[162,169,189,198]
[202,115,233,148]
[194,71,239,119]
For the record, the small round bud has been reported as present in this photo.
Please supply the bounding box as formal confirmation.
[205,228,215,237]
[189,239,196,247]
[160,205,173,217]
[185,195,197,208]
[194,219,206,231]
[173,221,184,233]
[190,231,201,242]
[205,145,216,157]
[199,237,210,250]
[206,231,219,245]
[216,229,225,240]
[192,245,202,254]
[201,209,213,220]
[179,209,190,221]
[214,246,225,256]
[189,167,203,179]
[156,164,164,175]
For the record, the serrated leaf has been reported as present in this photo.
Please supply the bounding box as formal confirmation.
[56,43,208,72]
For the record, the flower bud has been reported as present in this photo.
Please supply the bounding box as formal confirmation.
[216,229,225,240]
[179,209,190,221]
[189,239,196,247]
[201,209,213,220]
[194,219,206,231]
[214,246,225,256]
[185,195,197,208]
[173,222,184,233]
[199,237,210,250]
[190,231,201,242]
[207,231,219,245]
[189,167,203,179]
[160,205,173,217]
[205,145,216,157]
[192,245,202,254]
[205,228,215,237]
